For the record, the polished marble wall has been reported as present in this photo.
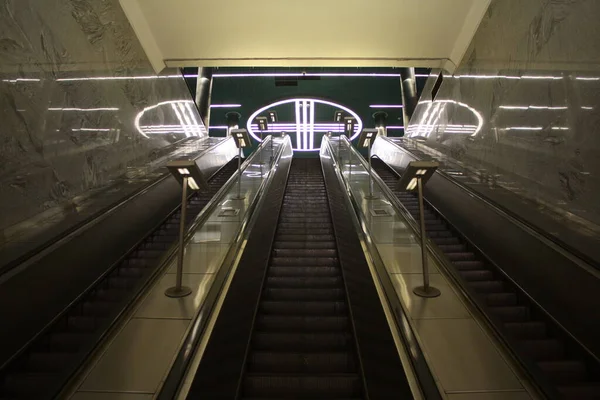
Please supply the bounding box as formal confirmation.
[407,0,600,261]
[0,0,205,257]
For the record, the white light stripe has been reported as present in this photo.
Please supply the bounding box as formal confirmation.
[56,75,181,82]
[302,100,309,150]
[308,101,315,149]
[72,128,112,132]
[551,127,570,130]
[171,103,192,137]
[209,104,242,108]
[500,105,568,110]
[386,126,405,129]
[295,100,302,149]
[582,106,594,110]
[185,102,203,136]
[179,102,197,137]
[48,107,119,112]
[2,78,41,83]
[521,75,563,80]
[454,74,521,80]
[504,126,543,131]
[369,104,404,108]
[576,77,600,81]
[135,100,196,138]
[208,126,229,129]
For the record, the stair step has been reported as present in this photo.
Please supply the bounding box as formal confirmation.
[243,374,362,398]
[272,249,337,258]
[252,333,352,352]
[468,280,505,293]
[504,321,547,339]
[271,257,338,267]
[538,360,587,384]
[519,339,565,361]
[266,277,342,289]
[248,352,356,373]
[263,288,344,302]
[459,270,494,282]
[256,316,349,332]
[268,267,339,277]
[260,301,346,315]
[484,292,518,307]
[490,306,529,322]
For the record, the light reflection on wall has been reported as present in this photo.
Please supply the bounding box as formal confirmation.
[134,100,207,139]
[406,100,484,139]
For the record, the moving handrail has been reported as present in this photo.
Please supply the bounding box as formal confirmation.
[322,136,442,400]
[0,136,236,278]
[0,136,278,399]
[381,136,600,275]
[156,135,293,400]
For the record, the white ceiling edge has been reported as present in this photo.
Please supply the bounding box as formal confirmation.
[119,0,166,73]
[122,0,490,75]
[448,0,492,70]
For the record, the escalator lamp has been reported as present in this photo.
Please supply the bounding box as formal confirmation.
[178,168,190,175]
[188,177,200,190]
[416,169,427,176]
[406,177,418,191]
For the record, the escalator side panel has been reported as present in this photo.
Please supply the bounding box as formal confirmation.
[186,154,293,399]
[372,145,600,358]
[321,155,415,399]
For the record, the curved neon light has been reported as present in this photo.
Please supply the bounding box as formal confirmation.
[407,99,484,138]
[247,98,363,152]
[134,100,206,138]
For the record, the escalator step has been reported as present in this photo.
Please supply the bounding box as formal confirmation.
[432,237,461,245]
[2,373,56,396]
[268,267,339,277]
[484,292,518,307]
[256,316,349,332]
[468,280,505,293]
[273,241,337,250]
[271,257,338,267]
[272,249,337,258]
[453,260,486,270]
[504,321,547,339]
[446,252,477,262]
[266,277,342,289]
[248,352,356,373]
[27,352,73,372]
[263,288,345,302]
[519,339,565,361]
[260,301,347,315]
[558,384,600,399]
[459,270,494,281]
[276,234,335,242]
[252,333,352,352]
[243,374,362,398]
[538,360,587,384]
[490,306,530,322]
[44,332,93,353]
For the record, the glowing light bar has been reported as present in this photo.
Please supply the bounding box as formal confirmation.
[369,105,404,108]
[576,77,600,81]
[49,107,119,112]
[72,128,112,132]
[551,127,570,130]
[210,104,242,108]
[504,126,544,131]
[500,105,567,110]
[406,178,418,190]
[581,106,594,110]
[2,78,41,83]
[56,75,181,82]
[208,126,228,129]
[212,72,431,79]
[188,177,200,190]
[178,168,190,175]
[386,126,405,129]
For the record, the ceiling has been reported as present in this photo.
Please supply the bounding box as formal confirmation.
[119,0,490,73]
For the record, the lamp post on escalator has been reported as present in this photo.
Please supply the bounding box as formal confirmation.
[165,160,210,298]
[397,161,441,298]
[231,128,251,200]
[357,128,379,200]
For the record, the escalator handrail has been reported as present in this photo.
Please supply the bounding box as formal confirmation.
[340,136,599,397]
[0,135,271,376]
[156,135,293,400]
[324,136,443,400]
[0,136,232,279]
[381,136,600,276]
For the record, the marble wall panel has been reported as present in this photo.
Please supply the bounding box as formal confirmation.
[407,0,600,262]
[0,0,205,264]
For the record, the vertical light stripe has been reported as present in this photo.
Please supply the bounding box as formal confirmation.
[302,100,308,150]
[295,100,302,149]
[308,101,315,150]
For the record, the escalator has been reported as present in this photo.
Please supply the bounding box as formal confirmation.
[0,159,239,400]
[241,158,361,398]
[186,158,413,399]
[372,157,600,400]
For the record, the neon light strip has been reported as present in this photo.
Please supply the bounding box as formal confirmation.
[171,104,192,137]
[48,107,119,111]
[576,77,600,81]
[295,100,302,149]
[386,126,405,129]
[370,105,404,108]
[208,126,229,129]
[72,128,112,132]
[309,101,315,149]
[503,126,543,131]
[135,100,196,138]
[2,78,41,83]
[56,75,181,82]
[302,100,308,150]
[210,104,242,108]
[500,105,568,110]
